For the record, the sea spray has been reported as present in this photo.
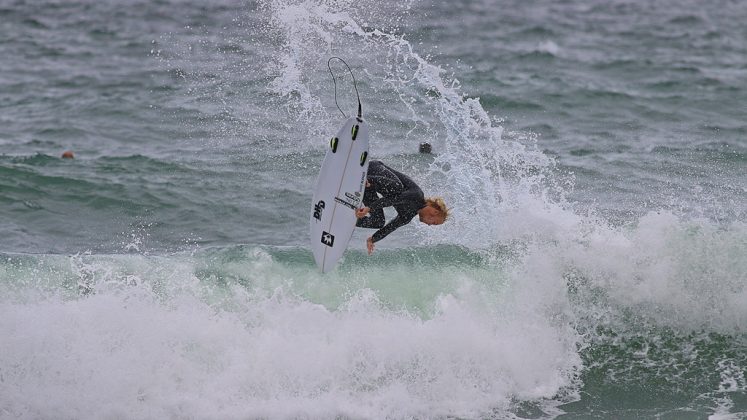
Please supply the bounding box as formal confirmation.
[264,0,573,252]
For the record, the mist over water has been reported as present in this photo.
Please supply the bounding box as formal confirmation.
[1,0,746,418]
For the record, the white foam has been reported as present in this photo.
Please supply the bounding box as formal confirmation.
[0,251,581,419]
[555,212,747,332]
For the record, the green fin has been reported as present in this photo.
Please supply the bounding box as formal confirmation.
[330,137,338,153]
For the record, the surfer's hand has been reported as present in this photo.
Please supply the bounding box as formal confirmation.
[366,237,375,255]
[356,207,370,219]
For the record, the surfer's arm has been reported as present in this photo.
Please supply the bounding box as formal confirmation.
[371,215,410,243]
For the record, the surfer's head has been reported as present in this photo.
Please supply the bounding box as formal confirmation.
[419,197,449,225]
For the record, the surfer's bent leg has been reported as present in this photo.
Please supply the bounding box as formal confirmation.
[356,208,385,228]
[356,184,385,228]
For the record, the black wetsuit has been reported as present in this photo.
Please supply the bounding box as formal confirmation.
[356,160,426,243]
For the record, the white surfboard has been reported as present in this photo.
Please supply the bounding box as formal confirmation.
[310,116,370,273]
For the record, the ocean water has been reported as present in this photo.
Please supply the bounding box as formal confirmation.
[1,0,746,418]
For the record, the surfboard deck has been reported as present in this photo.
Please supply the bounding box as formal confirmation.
[310,116,370,273]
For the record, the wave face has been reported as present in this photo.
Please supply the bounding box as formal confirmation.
[1,0,745,418]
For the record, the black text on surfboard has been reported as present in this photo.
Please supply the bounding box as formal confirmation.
[313,200,325,221]
[321,231,335,247]
[334,196,358,210]
[344,191,361,206]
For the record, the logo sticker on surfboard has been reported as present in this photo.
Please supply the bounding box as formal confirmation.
[321,231,335,247]
[334,191,361,210]
[313,200,325,221]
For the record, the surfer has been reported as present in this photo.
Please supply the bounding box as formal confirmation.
[355,160,449,255]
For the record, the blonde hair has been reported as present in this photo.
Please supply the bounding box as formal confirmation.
[425,197,450,221]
